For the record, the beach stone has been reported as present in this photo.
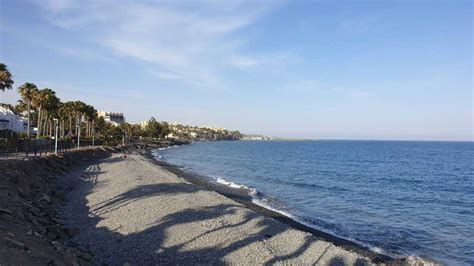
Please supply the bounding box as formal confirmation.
[79,252,93,261]
[54,191,66,201]
[50,241,62,249]
[76,258,92,266]
[29,207,45,218]
[47,259,59,266]
[0,208,13,215]
[51,217,63,224]
[47,232,58,240]
[37,226,47,235]
[4,237,28,250]
[66,227,81,238]
[36,216,50,226]
[47,225,62,235]
[26,229,34,236]
[41,194,52,204]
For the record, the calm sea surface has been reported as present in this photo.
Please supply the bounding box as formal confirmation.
[156,140,474,265]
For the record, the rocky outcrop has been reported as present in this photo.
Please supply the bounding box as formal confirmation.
[0,147,114,265]
[131,139,190,150]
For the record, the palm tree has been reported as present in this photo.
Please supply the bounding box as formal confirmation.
[58,102,68,138]
[32,88,56,139]
[15,100,27,115]
[18,82,38,138]
[0,63,14,91]
[60,101,75,137]
[72,101,87,137]
[43,92,60,137]
[31,90,45,138]
[83,104,97,138]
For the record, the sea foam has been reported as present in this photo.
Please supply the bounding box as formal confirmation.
[210,175,391,259]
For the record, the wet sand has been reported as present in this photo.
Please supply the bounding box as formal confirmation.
[59,150,400,265]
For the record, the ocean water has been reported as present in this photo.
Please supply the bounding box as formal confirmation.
[156,140,474,265]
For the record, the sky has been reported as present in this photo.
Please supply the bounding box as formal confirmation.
[0,0,472,141]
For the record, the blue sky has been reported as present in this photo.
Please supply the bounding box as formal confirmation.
[0,0,472,140]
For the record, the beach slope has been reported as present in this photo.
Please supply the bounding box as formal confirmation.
[59,151,382,265]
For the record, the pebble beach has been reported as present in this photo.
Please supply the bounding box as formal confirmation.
[58,151,388,265]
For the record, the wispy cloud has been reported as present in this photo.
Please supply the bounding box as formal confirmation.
[39,0,77,13]
[35,0,288,90]
[57,46,116,64]
[149,70,183,81]
[229,51,297,69]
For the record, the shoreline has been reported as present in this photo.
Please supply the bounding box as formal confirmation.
[140,148,401,264]
[54,148,391,264]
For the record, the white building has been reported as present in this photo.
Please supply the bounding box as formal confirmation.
[0,107,28,133]
[165,132,178,139]
[139,120,149,129]
[98,111,125,126]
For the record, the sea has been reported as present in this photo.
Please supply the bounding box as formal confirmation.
[154,140,474,265]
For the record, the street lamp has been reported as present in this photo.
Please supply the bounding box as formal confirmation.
[76,115,82,149]
[53,118,58,155]
[76,125,80,149]
[122,132,125,146]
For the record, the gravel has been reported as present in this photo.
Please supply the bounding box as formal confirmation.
[59,152,376,265]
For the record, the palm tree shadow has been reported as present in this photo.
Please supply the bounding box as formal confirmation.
[327,256,371,266]
[79,163,103,184]
[90,183,200,215]
[264,235,314,265]
[329,256,347,266]
[61,156,379,265]
[96,204,291,265]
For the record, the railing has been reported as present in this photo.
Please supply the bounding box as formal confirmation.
[0,138,107,159]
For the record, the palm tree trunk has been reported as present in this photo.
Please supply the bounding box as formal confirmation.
[49,118,53,137]
[60,120,64,138]
[69,116,72,136]
[78,114,82,137]
[36,107,42,139]
[85,119,88,137]
[45,117,48,137]
[26,100,30,138]
[76,115,79,136]
[42,111,47,138]
[44,116,47,137]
